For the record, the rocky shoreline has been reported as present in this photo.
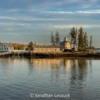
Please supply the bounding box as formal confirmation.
[0,52,100,58]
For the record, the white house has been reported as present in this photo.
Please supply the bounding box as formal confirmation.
[95,48,100,53]
[60,37,71,51]
[0,43,14,52]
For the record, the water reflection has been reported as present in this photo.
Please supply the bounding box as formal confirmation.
[63,59,71,73]
[0,58,89,80]
[27,59,88,80]
[0,58,16,74]
[69,60,88,100]
[0,58,13,67]
[28,59,62,70]
[27,59,89,99]
[0,58,100,100]
[28,59,63,78]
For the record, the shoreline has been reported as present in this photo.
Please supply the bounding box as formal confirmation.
[0,52,100,59]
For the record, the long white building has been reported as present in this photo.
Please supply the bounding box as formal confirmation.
[95,48,100,53]
[33,45,61,53]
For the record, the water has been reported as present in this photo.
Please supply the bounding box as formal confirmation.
[0,58,100,100]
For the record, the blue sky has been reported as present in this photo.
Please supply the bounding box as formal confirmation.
[0,0,100,47]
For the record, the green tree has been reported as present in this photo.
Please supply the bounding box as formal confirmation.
[70,27,77,50]
[51,32,55,45]
[84,32,88,50]
[78,27,84,51]
[28,42,34,51]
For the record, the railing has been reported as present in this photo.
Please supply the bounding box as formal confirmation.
[0,52,12,56]
[13,50,29,53]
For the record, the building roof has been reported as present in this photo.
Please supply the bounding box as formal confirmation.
[0,43,14,48]
[95,48,100,50]
[33,45,60,48]
[60,41,71,44]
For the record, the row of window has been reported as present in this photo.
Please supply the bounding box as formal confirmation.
[34,48,60,52]
[0,47,8,50]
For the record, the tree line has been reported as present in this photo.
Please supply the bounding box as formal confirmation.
[51,31,60,46]
[70,27,93,51]
[51,27,94,51]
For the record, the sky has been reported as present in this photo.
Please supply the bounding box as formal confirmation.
[0,0,100,47]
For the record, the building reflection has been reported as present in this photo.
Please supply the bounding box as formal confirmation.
[27,59,91,87]
[0,58,17,70]
[63,59,71,73]
[28,58,72,70]
[28,59,62,69]
[0,57,13,64]
[28,58,73,79]
[28,58,63,75]
[0,57,28,72]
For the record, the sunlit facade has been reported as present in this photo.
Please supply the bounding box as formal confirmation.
[33,46,61,53]
[60,37,71,51]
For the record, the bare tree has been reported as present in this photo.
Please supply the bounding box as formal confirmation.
[51,32,55,45]
[90,35,93,48]
[55,31,60,46]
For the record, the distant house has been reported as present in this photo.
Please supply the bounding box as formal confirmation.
[0,43,14,52]
[60,37,71,51]
[33,45,61,53]
[87,47,95,53]
[95,48,100,53]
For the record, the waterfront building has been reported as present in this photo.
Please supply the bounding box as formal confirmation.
[0,43,14,52]
[33,45,61,53]
[95,48,100,53]
[32,59,62,69]
[60,37,71,51]
[86,47,95,53]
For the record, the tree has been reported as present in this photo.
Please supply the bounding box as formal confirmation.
[51,32,55,45]
[68,27,93,52]
[90,35,93,48]
[28,42,34,51]
[78,27,89,51]
[78,27,84,51]
[70,27,77,50]
[55,31,60,45]
[84,32,88,50]
[14,44,24,50]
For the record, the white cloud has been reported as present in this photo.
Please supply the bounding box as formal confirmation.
[0,15,70,21]
[49,24,100,29]
[45,11,73,14]
[0,21,100,29]
[0,16,17,20]
[0,22,32,28]
[45,10,100,14]
[77,10,100,14]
